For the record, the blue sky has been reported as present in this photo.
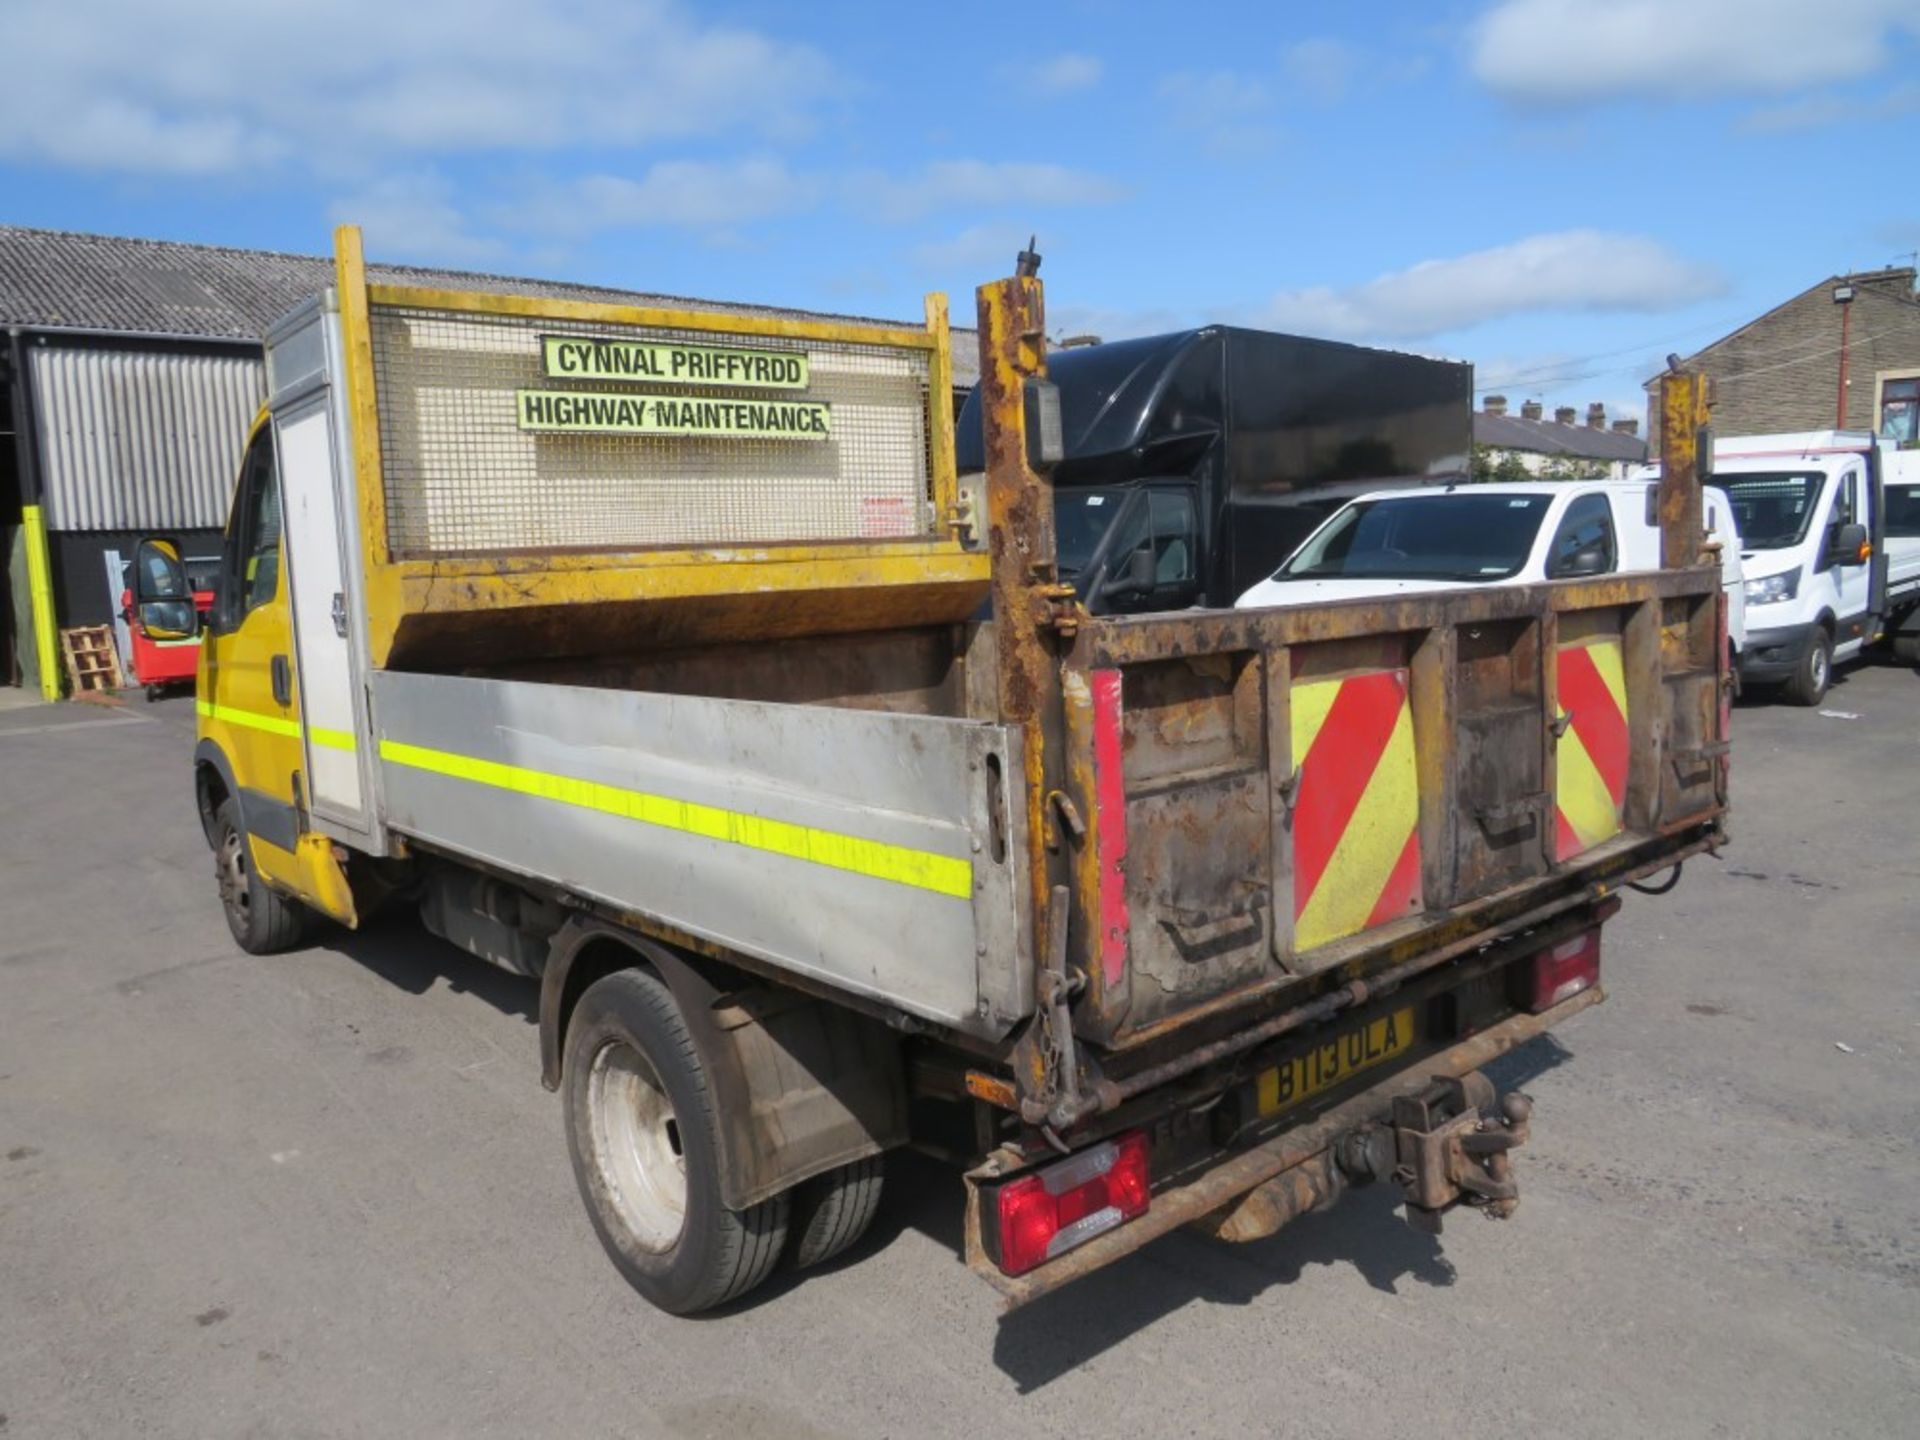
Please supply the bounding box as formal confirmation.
[4,0,1917,420]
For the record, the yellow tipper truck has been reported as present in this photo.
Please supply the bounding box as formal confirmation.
[133,228,1730,1313]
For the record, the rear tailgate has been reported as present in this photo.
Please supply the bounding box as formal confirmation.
[1062,569,1727,1048]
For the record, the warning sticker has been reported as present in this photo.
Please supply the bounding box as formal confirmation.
[516,390,832,440]
[540,335,809,389]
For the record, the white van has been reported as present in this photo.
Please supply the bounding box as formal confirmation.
[1641,432,1920,704]
[1235,479,1746,655]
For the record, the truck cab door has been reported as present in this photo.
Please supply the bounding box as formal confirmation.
[1823,464,1872,654]
[201,421,307,864]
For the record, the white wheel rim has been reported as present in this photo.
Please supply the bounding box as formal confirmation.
[587,1039,687,1252]
[1811,645,1829,689]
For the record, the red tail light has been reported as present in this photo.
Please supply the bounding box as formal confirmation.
[991,1130,1151,1277]
[1527,928,1601,1013]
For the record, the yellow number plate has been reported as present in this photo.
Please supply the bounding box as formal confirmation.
[1257,1007,1417,1117]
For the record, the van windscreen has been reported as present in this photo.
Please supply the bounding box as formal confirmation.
[1279,492,1551,582]
[1715,471,1825,550]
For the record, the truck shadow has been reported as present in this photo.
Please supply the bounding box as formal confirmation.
[983,1186,1455,1392]
[315,913,539,1025]
[857,1150,1460,1393]
[1483,1032,1577,1092]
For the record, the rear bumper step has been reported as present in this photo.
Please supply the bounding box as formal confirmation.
[964,986,1602,1309]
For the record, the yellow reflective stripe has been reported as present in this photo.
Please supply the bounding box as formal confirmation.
[1556,721,1623,851]
[1288,676,1343,772]
[197,700,358,753]
[1294,695,1419,952]
[378,737,973,900]
[198,699,299,739]
[1577,636,1629,718]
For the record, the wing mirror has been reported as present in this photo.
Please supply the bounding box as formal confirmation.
[1555,546,1609,579]
[1827,522,1869,567]
[1100,544,1156,600]
[131,537,198,640]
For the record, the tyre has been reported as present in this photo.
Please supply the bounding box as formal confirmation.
[786,1156,885,1271]
[1782,628,1832,706]
[564,969,788,1314]
[212,798,315,954]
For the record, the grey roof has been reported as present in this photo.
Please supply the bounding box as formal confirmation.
[0,225,979,387]
[1474,411,1647,462]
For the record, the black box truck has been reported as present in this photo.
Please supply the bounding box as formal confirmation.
[955,325,1473,613]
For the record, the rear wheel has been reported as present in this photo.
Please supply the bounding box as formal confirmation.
[212,799,314,954]
[564,969,788,1314]
[786,1156,885,1270]
[1783,628,1832,706]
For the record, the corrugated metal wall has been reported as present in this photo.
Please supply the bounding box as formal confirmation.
[29,345,264,532]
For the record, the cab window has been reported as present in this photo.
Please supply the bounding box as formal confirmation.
[1547,493,1616,577]
[1094,484,1200,613]
[1886,484,1920,538]
[219,428,282,628]
[1148,489,1197,586]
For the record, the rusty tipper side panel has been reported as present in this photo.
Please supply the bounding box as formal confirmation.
[1059,573,1726,1051]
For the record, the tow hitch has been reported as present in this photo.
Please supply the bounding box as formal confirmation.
[1339,1071,1533,1233]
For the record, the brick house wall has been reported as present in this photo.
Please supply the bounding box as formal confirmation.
[1644,268,1920,449]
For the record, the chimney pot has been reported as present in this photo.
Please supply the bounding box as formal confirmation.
[1554,406,1577,426]
[1520,399,1543,421]
[1483,394,1508,416]
[1586,403,1607,429]
[1612,418,1640,436]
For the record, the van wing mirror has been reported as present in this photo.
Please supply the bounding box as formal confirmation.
[138,599,200,642]
[1828,522,1869,567]
[131,537,197,641]
[1101,543,1156,600]
[1554,545,1609,579]
[133,537,189,602]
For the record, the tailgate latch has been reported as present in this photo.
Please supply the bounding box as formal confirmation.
[1344,1072,1533,1234]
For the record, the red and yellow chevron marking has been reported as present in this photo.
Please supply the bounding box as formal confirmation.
[1554,636,1630,861]
[1290,667,1423,953]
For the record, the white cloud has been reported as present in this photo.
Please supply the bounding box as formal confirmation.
[0,0,832,176]
[1007,53,1104,96]
[512,159,822,235]
[1256,230,1725,342]
[1740,82,1920,132]
[847,161,1126,223]
[328,174,507,265]
[913,224,1034,273]
[1472,0,1919,105]
[1157,70,1277,155]
[1045,301,1190,344]
[1281,38,1356,105]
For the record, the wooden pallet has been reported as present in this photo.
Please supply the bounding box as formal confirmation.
[60,625,125,695]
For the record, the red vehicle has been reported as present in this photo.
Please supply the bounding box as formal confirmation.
[121,538,213,700]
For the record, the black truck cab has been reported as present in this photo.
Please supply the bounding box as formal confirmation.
[956,325,1473,612]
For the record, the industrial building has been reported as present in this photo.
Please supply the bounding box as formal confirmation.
[0,225,979,697]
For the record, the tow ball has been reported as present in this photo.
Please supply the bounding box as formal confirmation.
[1338,1071,1533,1234]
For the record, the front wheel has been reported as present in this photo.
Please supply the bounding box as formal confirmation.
[1783,628,1832,706]
[563,969,788,1314]
[212,799,315,953]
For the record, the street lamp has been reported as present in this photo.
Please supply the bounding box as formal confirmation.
[1833,283,1856,430]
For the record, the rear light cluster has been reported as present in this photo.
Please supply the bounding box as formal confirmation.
[1527,928,1601,1013]
[990,1130,1151,1276]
